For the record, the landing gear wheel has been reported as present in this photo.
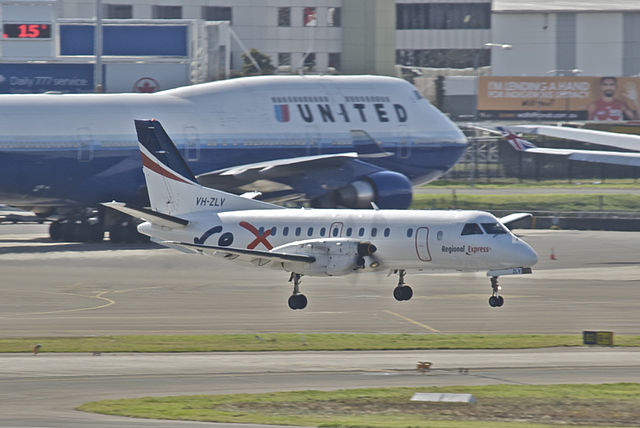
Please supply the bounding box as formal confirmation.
[393,285,413,301]
[393,270,413,301]
[287,273,308,310]
[488,276,504,308]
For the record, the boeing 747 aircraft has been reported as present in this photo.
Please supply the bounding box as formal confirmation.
[0,75,467,242]
[105,120,537,310]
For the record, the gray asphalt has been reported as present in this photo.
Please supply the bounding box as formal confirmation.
[1,223,640,427]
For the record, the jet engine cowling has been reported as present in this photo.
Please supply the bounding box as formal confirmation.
[274,238,381,276]
[336,170,413,209]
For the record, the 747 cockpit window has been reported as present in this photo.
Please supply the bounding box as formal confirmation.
[481,223,508,234]
[461,223,483,235]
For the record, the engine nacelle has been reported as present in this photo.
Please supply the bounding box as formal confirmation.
[274,238,379,276]
[337,170,413,209]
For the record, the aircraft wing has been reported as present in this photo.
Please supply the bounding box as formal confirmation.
[166,241,316,265]
[196,130,393,203]
[508,124,640,152]
[498,126,640,167]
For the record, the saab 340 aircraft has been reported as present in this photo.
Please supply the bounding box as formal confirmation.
[105,120,538,310]
[0,75,467,243]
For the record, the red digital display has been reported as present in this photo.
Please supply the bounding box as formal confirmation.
[3,24,51,39]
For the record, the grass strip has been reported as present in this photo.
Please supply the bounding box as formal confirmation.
[2,333,640,353]
[428,178,640,189]
[411,193,640,211]
[78,383,640,427]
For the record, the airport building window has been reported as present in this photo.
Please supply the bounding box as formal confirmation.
[278,7,291,27]
[328,7,341,27]
[358,227,365,237]
[407,228,413,238]
[202,6,232,23]
[152,5,182,19]
[278,53,291,66]
[371,228,378,237]
[303,7,317,27]
[396,3,490,29]
[283,226,289,236]
[328,53,341,71]
[295,227,301,236]
[307,227,314,237]
[461,223,483,236]
[396,48,490,68]
[384,227,390,237]
[304,53,316,71]
[346,227,353,236]
[320,227,326,236]
[105,4,132,19]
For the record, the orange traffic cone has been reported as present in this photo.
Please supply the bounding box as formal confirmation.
[550,248,556,260]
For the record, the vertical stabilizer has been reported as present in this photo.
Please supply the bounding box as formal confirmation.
[134,119,280,216]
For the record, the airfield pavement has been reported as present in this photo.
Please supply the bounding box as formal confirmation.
[1,222,640,427]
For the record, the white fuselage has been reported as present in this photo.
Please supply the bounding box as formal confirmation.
[139,208,538,277]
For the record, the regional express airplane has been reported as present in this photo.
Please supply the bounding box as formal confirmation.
[0,75,467,242]
[105,120,537,310]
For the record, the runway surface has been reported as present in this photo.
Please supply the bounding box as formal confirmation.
[1,223,640,427]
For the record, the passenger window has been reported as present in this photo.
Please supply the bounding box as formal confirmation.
[283,226,289,236]
[271,227,277,236]
[437,230,443,240]
[384,227,390,237]
[358,227,365,237]
[295,227,301,236]
[461,223,483,235]
[407,228,413,238]
[320,227,326,236]
[371,228,377,237]
[346,227,352,237]
[332,228,339,237]
[307,227,313,236]
[481,223,508,234]
[258,226,265,235]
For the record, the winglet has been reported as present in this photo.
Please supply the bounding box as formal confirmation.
[497,126,538,152]
[351,130,393,158]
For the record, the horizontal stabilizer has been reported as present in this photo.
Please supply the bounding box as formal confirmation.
[166,241,316,264]
[102,201,189,229]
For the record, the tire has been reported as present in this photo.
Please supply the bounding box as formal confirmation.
[496,296,504,307]
[402,286,413,301]
[489,296,498,307]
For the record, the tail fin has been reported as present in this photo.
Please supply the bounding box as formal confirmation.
[134,119,280,216]
[496,126,537,152]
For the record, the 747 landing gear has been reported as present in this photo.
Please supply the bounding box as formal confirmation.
[393,269,413,301]
[288,273,307,310]
[488,276,504,307]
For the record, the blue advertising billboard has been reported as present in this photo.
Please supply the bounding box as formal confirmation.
[0,63,94,93]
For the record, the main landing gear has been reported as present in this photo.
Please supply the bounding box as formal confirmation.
[393,269,413,301]
[488,276,504,307]
[288,273,308,310]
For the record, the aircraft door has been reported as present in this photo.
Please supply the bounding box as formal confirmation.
[183,125,200,162]
[396,125,411,159]
[305,125,321,155]
[329,222,343,237]
[415,227,432,261]
[76,127,94,162]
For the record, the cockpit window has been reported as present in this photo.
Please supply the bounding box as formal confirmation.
[481,223,508,234]
[461,223,483,235]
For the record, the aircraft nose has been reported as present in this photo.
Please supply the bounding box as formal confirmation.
[516,240,538,267]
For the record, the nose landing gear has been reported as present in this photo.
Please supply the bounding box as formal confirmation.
[488,276,504,307]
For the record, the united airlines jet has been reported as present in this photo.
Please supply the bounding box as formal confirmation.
[0,75,467,242]
[105,120,537,310]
